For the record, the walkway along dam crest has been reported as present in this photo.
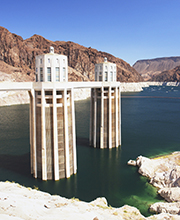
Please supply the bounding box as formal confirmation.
[0,47,121,181]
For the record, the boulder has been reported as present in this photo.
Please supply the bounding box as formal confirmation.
[90,197,108,208]
[127,159,137,166]
[158,188,180,202]
[134,154,180,189]
[150,202,180,215]
[147,213,180,220]
[136,156,160,179]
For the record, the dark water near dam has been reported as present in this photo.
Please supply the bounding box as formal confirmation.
[0,85,180,216]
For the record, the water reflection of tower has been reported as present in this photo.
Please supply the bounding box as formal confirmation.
[29,46,77,181]
[90,58,121,148]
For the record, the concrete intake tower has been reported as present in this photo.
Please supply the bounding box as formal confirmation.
[27,47,121,181]
[89,58,121,148]
[29,47,77,181]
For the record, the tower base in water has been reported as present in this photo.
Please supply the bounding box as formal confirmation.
[89,84,121,149]
[29,84,77,181]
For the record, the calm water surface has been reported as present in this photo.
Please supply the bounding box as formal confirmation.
[0,86,180,216]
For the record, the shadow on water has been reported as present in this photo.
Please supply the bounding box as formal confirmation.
[0,153,31,178]
[76,137,89,147]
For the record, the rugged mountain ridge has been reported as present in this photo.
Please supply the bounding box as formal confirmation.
[133,57,180,81]
[152,65,180,82]
[0,26,143,82]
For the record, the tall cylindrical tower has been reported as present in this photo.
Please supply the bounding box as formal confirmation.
[89,58,121,148]
[29,47,77,180]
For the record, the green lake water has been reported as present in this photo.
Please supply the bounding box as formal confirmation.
[0,85,180,216]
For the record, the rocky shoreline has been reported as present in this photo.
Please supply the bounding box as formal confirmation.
[1,153,180,219]
[0,181,146,220]
[128,151,180,218]
[120,81,180,92]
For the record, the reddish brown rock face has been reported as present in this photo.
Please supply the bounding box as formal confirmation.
[151,65,180,82]
[133,57,180,82]
[0,26,143,82]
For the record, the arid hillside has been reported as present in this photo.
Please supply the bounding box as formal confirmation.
[151,65,180,82]
[0,26,143,82]
[133,57,180,81]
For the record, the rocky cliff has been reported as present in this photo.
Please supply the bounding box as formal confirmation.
[133,57,180,81]
[151,65,180,82]
[0,26,143,83]
[129,152,180,217]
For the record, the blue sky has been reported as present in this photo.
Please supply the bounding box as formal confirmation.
[1,0,180,65]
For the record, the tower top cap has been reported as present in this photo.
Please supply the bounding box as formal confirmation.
[104,57,107,62]
[49,46,54,54]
